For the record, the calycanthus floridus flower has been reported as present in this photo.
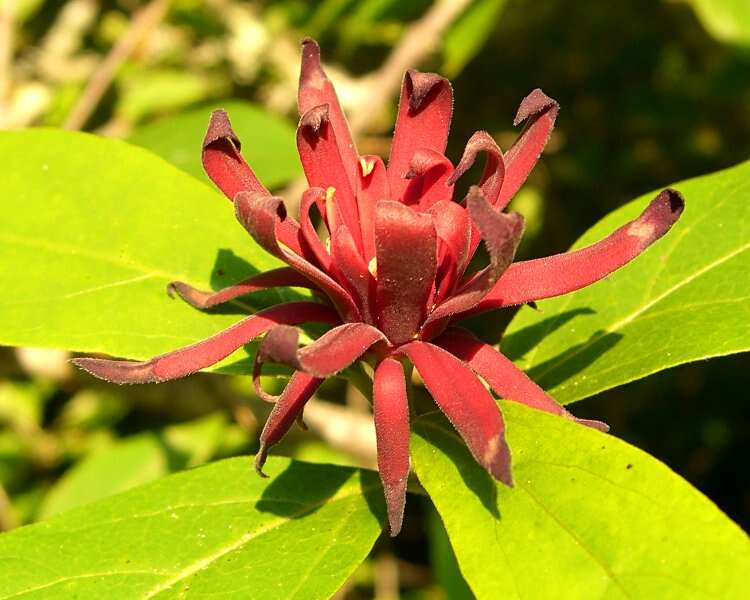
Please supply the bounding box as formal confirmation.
[74,39,684,535]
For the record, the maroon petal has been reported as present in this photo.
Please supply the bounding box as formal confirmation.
[421,188,523,339]
[388,70,453,201]
[297,105,364,255]
[299,188,333,271]
[256,322,386,378]
[356,155,390,262]
[202,110,269,200]
[435,328,609,432]
[496,89,559,211]
[234,191,361,322]
[375,201,437,345]
[447,131,505,205]
[473,189,685,313]
[402,148,454,210]
[167,267,316,310]
[255,371,324,476]
[373,357,410,536]
[427,200,471,303]
[331,225,376,324]
[399,341,513,486]
[298,38,359,192]
[72,302,340,384]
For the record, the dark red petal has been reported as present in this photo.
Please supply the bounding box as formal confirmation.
[167,267,316,310]
[435,328,609,432]
[234,191,361,322]
[495,89,559,211]
[448,131,505,205]
[256,323,386,378]
[373,357,410,536]
[202,110,269,200]
[402,148,454,210]
[72,302,340,384]
[427,200,472,303]
[421,188,524,339]
[399,341,513,486]
[299,188,333,271]
[255,371,323,476]
[356,155,390,262]
[388,70,453,201]
[297,105,363,255]
[375,201,437,345]
[331,224,376,324]
[298,38,359,192]
[473,189,685,313]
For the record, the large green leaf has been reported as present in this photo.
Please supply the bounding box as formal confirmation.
[0,457,384,599]
[412,403,750,599]
[503,161,750,404]
[683,0,750,46]
[0,129,291,374]
[128,101,302,189]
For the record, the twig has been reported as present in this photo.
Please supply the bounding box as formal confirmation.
[348,0,471,135]
[0,484,19,532]
[63,0,169,130]
[0,0,14,129]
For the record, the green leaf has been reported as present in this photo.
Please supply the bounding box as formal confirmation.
[503,161,750,404]
[0,129,288,374]
[38,414,228,519]
[683,0,750,46]
[0,457,384,599]
[128,100,302,190]
[412,403,750,599]
[442,0,506,77]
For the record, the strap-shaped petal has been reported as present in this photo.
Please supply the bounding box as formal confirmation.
[298,38,359,192]
[357,155,390,261]
[331,224,376,324]
[299,188,333,271]
[255,371,324,476]
[495,89,559,210]
[435,328,609,432]
[421,188,523,339]
[388,70,453,201]
[448,130,505,205]
[202,110,269,200]
[402,148,454,210]
[373,357,410,536]
[297,105,363,254]
[399,341,513,486]
[234,191,361,322]
[427,200,472,303]
[375,201,437,345]
[167,267,316,310]
[72,302,340,384]
[256,323,387,378]
[472,189,685,314]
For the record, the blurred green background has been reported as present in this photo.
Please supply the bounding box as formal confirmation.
[1,0,749,597]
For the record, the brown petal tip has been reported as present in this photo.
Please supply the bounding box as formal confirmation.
[405,69,451,113]
[403,148,449,179]
[446,130,502,186]
[299,104,330,133]
[72,357,158,384]
[300,38,326,90]
[254,443,270,478]
[258,325,302,369]
[513,88,559,127]
[628,188,685,245]
[484,434,514,487]
[575,417,611,433]
[204,109,240,149]
[383,478,408,537]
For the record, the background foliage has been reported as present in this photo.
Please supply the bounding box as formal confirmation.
[1,0,749,598]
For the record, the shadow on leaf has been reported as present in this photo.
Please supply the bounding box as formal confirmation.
[502,307,596,362]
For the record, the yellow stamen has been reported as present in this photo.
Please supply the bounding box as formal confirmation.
[359,157,375,177]
[368,257,377,276]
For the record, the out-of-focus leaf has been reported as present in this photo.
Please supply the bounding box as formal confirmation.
[412,403,750,599]
[503,161,750,404]
[55,388,128,431]
[0,129,285,375]
[0,382,45,430]
[428,507,473,600]
[38,413,228,519]
[128,100,301,189]
[683,0,750,45]
[0,457,384,599]
[442,0,506,77]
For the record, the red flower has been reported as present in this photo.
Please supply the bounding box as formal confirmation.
[74,39,684,535]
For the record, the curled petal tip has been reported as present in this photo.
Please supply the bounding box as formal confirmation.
[254,445,270,478]
[299,104,330,133]
[299,38,325,89]
[485,434,514,487]
[204,109,238,148]
[576,417,610,433]
[513,88,559,127]
[72,357,158,384]
[629,188,685,246]
[405,69,451,113]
